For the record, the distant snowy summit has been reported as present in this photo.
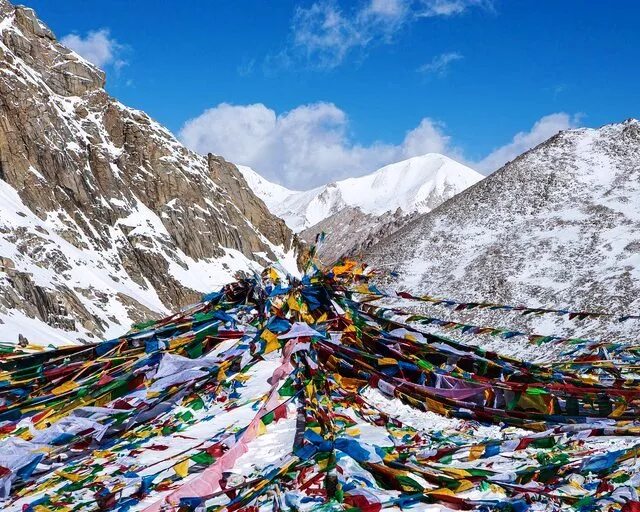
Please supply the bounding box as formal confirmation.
[239,154,483,233]
[239,154,483,262]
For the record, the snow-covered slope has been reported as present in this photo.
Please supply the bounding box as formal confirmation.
[0,0,299,345]
[240,154,483,233]
[237,165,294,207]
[366,119,640,344]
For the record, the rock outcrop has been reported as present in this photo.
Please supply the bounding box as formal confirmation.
[0,0,300,344]
[299,207,416,264]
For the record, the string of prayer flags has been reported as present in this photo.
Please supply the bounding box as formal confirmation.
[2,257,640,511]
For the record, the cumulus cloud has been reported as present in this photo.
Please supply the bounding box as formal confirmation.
[181,103,580,189]
[474,113,581,173]
[287,0,489,68]
[61,29,126,70]
[417,52,463,77]
[401,118,455,157]
[180,102,456,189]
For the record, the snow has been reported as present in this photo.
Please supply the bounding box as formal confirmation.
[0,179,170,344]
[336,154,482,216]
[237,165,296,206]
[367,120,640,348]
[239,154,483,232]
[0,7,303,346]
[361,387,523,440]
[0,309,76,346]
[0,170,300,346]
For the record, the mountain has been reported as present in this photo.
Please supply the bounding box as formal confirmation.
[300,206,411,264]
[0,0,299,345]
[240,154,482,262]
[365,119,640,345]
[240,154,482,232]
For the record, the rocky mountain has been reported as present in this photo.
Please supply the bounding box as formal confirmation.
[300,207,412,264]
[365,120,640,348]
[0,0,299,345]
[240,154,482,262]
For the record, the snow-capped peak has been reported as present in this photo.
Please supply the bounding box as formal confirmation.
[236,165,299,206]
[336,153,482,216]
[239,154,483,232]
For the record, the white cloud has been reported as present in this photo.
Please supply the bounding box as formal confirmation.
[180,102,454,189]
[474,113,581,173]
[401,118,455,157]
[61,29,126,70]
[417,0,493,17]
[180,102,579,189]
[417,52,463,76]
[290,3,360,69]
[288,0,489,68]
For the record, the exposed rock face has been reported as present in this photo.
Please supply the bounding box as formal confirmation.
[299,207,417,264]
[365,120,640,347]
[0,0,300,344]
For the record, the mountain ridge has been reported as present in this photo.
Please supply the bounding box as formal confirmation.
[0,0,299,344]
[239,153,483,232]
[364,119,640,346]
[240,153,482,263]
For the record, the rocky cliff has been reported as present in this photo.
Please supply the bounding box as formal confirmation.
[298,207,415,264]
[0,0,300,344]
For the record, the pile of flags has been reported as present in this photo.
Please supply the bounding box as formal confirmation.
[0,259,639,511]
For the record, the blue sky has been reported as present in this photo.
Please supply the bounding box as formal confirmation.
[21,0,640,188]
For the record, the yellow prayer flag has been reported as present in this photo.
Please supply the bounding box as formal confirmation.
[440,467,471,479]
[32,478,59,495]
[95,392,112,407]
[287,295,300,312]
[426,488,455,497]
[305,381,315,398]
[261,329,280,354]
[173,459,189,478]
[345,426,361,436]
[55,470,83,482]
[569,478,584,490]
[489,483,507,496]
[612,400,627,418]
[425,397,448,416]
[332,260,356,275]
[51,380,79,396]
[455,479,475,492]
[33,506,55,512]
[468,444,484,461]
